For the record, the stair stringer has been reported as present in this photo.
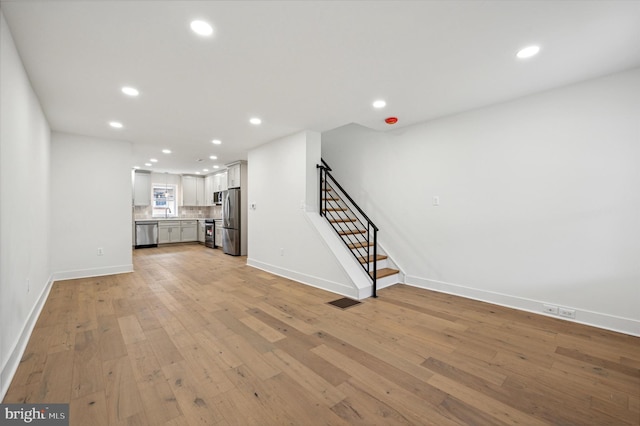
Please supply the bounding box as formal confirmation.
[305,211,402,299]
[374,242,405,290]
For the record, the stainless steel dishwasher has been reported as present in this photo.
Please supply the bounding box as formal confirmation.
[135,221,158,248]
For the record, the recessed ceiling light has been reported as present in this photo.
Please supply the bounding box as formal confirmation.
[150,158,158,163]
[121,86,139,97]
[211,139,221,145]
[203,169,209,172]
[209,155,217,160]
[195,171,201,175]
[133,166,140,169]
[213,165,220,169]
[162,149,171,154]
[109,121,123,128]
[145,163,152,167]
[250,117,262,125]
[516,45,540,59]
[373,100,386,108]
[190,20,213,36]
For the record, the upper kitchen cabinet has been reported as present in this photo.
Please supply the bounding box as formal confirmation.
[213,171,228,192]
[133,170,151,206]
[226,161,247,189]
[204,174,215,206]
[181,175,205,206]
[196,177,204,205]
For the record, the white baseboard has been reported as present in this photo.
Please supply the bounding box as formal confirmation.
[247,258,359,300]
[1,275,54,401]
[405,275,640,337]
[51,264,133,281]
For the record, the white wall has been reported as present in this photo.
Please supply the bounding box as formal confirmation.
[50,132,133,279]
[323,68,640,335]
[0,10,52,397]
[247,131,355,296]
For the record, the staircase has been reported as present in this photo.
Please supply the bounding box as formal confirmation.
[317,160,399,297]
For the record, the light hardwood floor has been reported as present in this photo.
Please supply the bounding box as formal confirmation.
[4,244,639,425]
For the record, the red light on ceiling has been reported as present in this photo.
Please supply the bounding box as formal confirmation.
[385,117,398,125]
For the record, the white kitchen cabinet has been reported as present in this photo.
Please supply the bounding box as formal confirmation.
[181,175,196,206]
[204,175,215,206]
[158,221,181,243]
[181,175,205,206]
[180,220,197,242]
[226,161,246,189]
[227,163,241,188]
[133,171,151,206]
[197,220,206,242]
[213,171,228,192]
[158,227,170,244]
[214,220,223,247]
[221,171,228,191]
[196,178,204,205]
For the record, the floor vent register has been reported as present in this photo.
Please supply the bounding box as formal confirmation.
[327,297,361,310]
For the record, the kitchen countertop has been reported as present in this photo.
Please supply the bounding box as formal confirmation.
[134,218,220,222]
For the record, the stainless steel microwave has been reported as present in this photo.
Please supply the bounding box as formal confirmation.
[213,191,223,204]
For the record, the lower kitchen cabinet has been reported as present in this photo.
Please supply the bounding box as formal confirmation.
[180,220,197,242]
[197,220,206,243]
[158,221,181,244]
[214,220,223,247]
[156,219,200,244]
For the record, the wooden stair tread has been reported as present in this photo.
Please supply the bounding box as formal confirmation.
[325,207,347,211]
[323,197,340,201]
[329,218,357,223]
[369,268,399,279]
[348,241,374,249]
[338,229,366,235]
[357,254,388,264]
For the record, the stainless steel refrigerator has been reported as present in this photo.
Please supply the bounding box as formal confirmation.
[222,188,241,255]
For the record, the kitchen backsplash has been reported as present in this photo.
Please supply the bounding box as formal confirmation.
[133,205,221,219]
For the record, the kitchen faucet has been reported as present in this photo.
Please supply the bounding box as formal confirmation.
[165,207,171,218]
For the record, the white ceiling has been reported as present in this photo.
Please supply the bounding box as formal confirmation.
[3,1,640,174]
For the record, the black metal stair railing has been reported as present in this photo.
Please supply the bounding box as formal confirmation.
[317,159,379,297]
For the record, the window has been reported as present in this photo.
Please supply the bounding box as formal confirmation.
[152,184,178,218]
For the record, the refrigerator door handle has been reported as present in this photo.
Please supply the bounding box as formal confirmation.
[223,191,229,227]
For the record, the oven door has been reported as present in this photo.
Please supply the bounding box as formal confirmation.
[204,223,215,248]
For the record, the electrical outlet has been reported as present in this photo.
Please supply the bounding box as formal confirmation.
[432,196,440,206]
[543,304,558,315]
[97,247,104,256]
[27,278,30,293]
[559,307,576,319]
[280,248,284,256]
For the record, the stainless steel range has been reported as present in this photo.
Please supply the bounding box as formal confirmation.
[204,219,215,248]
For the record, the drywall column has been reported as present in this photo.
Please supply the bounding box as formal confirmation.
[247,131,355,296]
[50,132,133,280]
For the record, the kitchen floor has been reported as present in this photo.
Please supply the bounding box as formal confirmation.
[4,245,638,425]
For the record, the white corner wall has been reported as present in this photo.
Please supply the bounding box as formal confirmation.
[322,68,640,336]
[247,131,356,297]
[0,11,52,398]
[50,132,133,280]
